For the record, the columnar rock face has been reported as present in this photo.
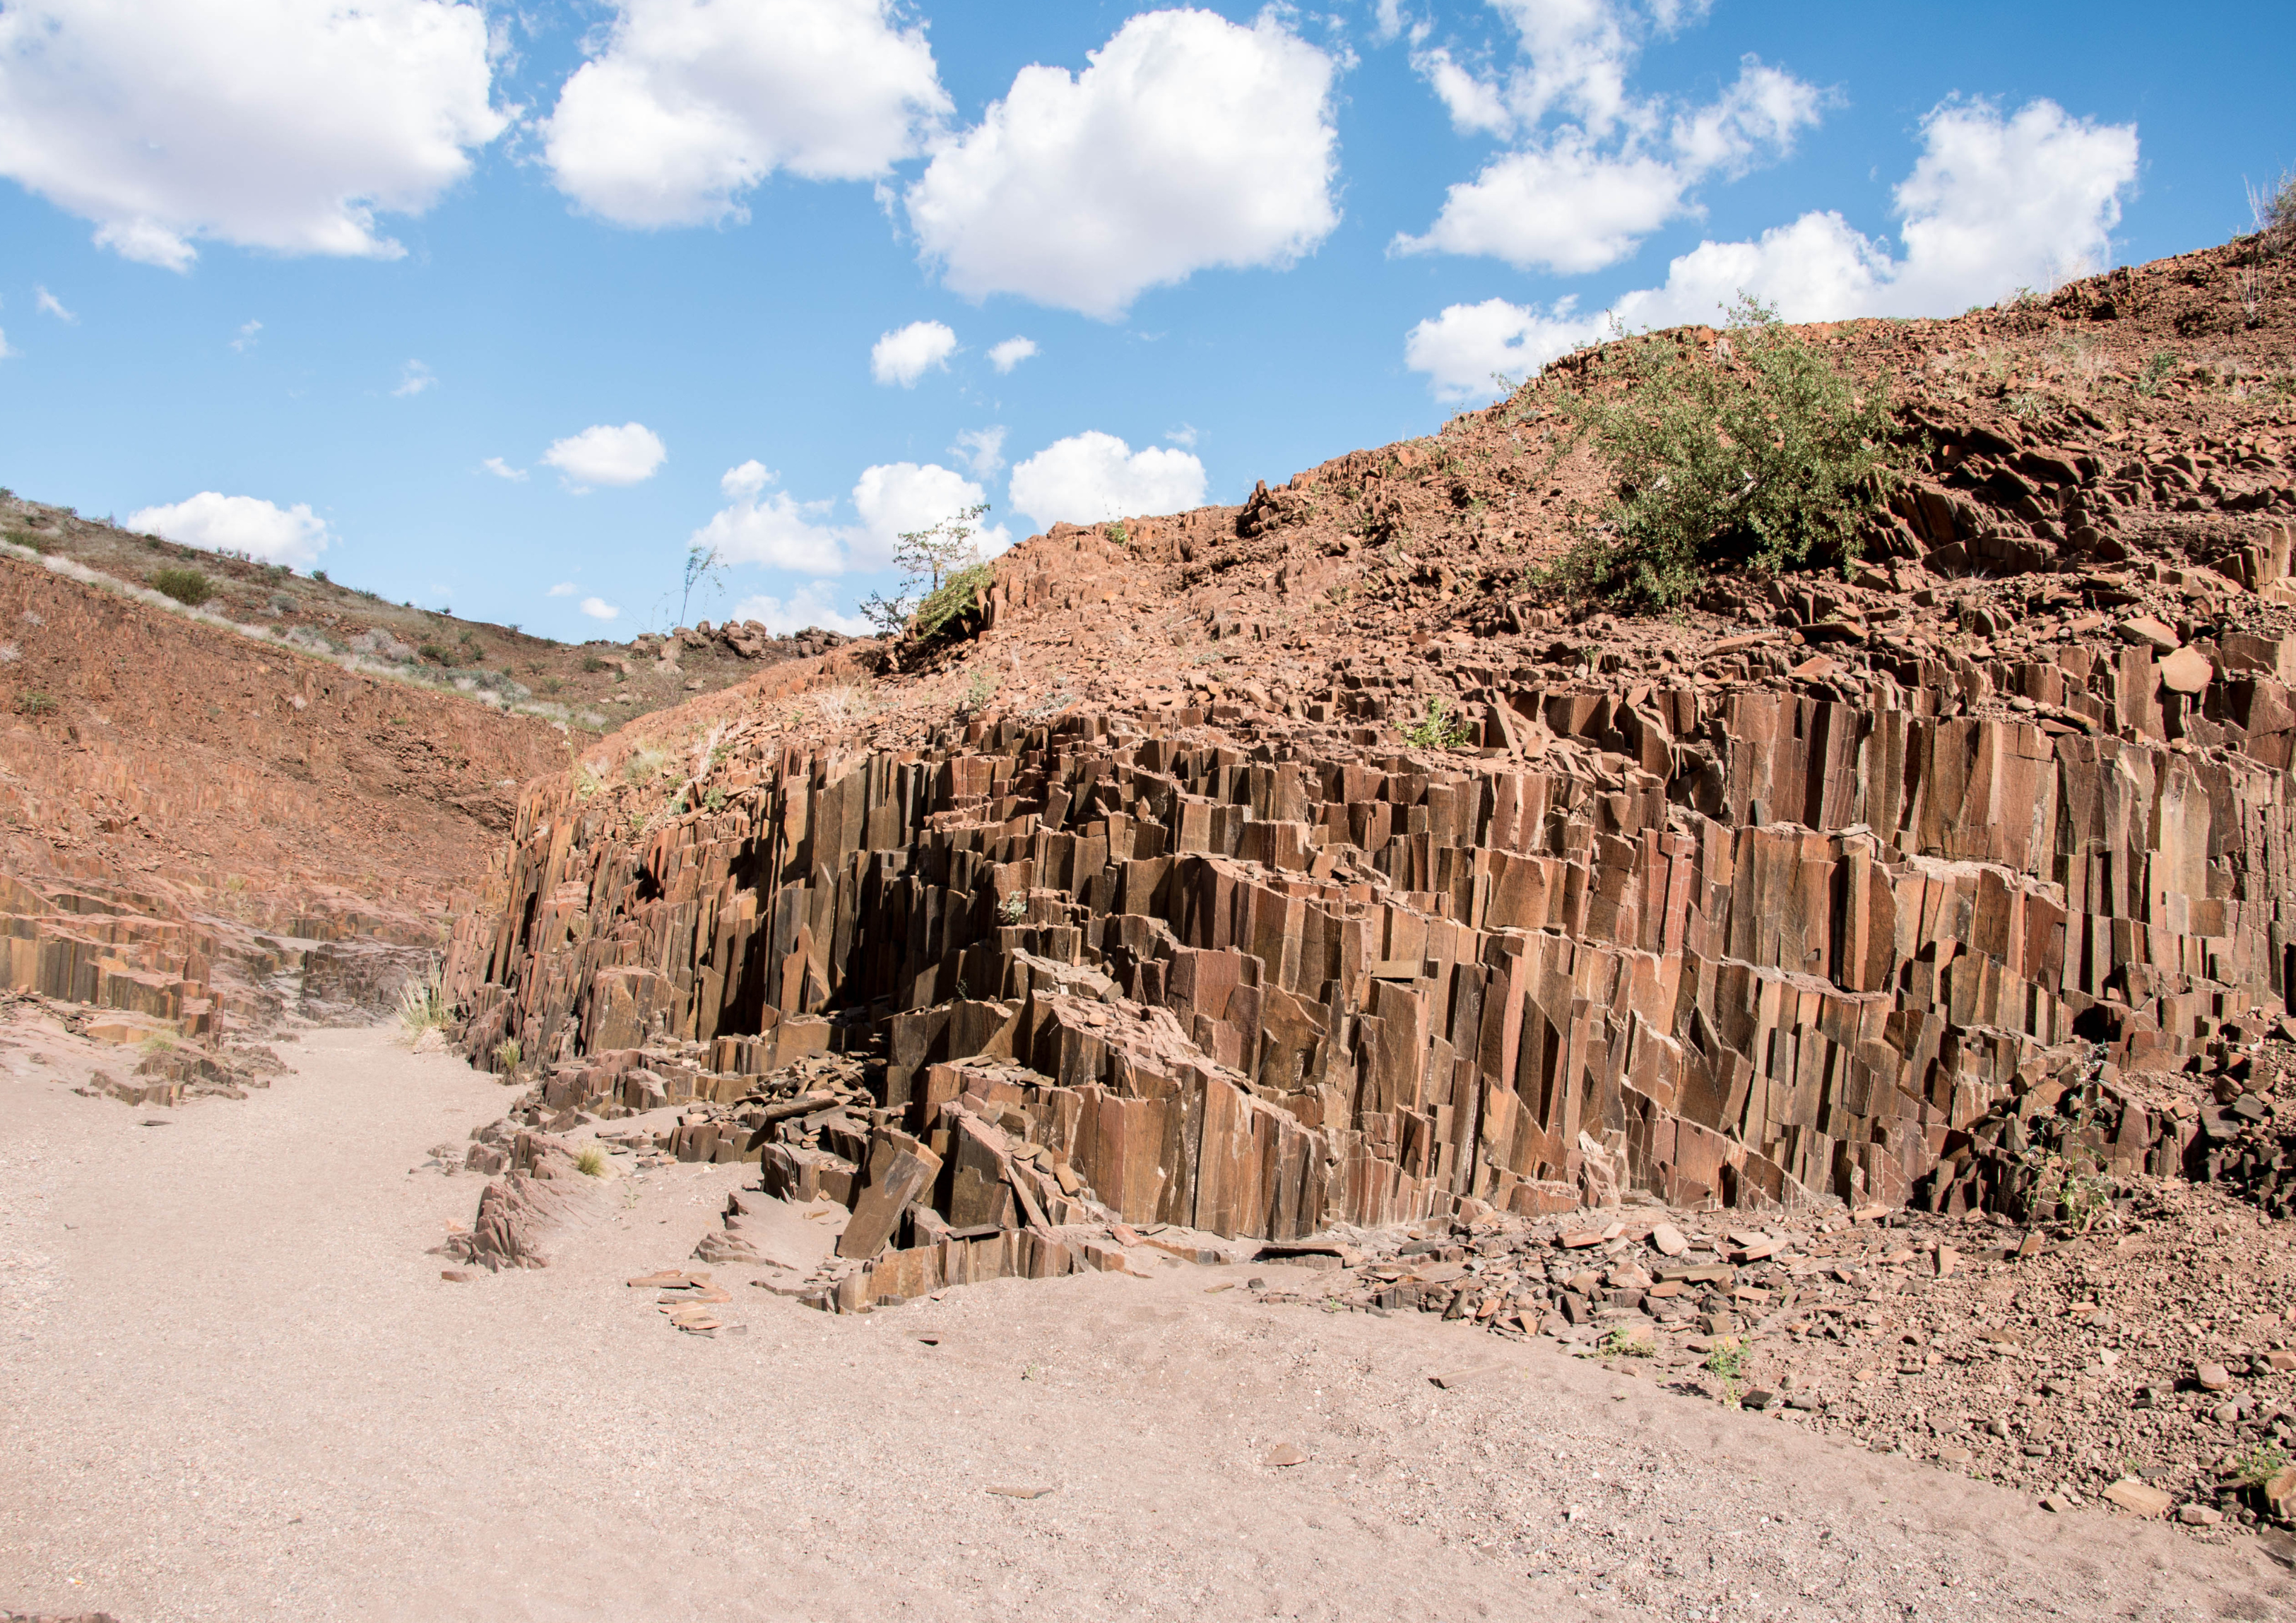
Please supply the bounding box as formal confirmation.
[448,618,2296,1237]
[448,242,2296,1240]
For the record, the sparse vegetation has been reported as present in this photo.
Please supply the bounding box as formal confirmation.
[2231,1443,2289,1486]
[861,502,992,636]
[493,1037,521,1073]
[1599,1327,1655,1358]
[2249,169,2295,258]
[677,542,728,624]
[624,746,670,783]
[912,561,993,639]
[1106,521,1130,546]
[2136,349,2180,397]
[1539,296,1909,608]
[396,965,447,1038]
[417,641,451,665]
[962,665,998,714]
[150,566,216,607]
[574,1142,607,1177]
[999,892,1029,924]
[14,691,55,715]
[1402,696,1475,751]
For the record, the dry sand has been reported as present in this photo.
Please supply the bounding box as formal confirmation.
[2,1023,2291,1622]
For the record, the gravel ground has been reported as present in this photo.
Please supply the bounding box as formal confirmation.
[1,1019,2291,1622]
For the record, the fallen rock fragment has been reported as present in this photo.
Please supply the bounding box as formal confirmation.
[2104,1478,2174,1517]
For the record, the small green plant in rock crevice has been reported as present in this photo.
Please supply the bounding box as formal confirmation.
[1541,296,1910,609]
[493,1037,521,1074]
[1703,1338,1747,1405]
[1402,696,1475,751]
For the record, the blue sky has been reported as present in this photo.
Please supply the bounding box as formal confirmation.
[1,0,2290,640]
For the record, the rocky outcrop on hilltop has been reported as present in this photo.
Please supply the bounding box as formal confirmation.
[445,241,2296,1310]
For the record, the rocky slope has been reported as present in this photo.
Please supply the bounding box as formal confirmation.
[0,551,572,1035]
[441,230,2296,1533]
[0,495,857,732]
[449,234,2296,1219]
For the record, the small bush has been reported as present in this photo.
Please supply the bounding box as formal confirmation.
[1402,697,1475,751]
[417,641,451,665]
[574,1143,607,1177]
[581,655,610,674]
[150,566,216,607]
[1541,297,1910,608]
[2135,350,2179,397]
[913,561,993,638]
[14,691,55,715]
[493,1037,521,1073]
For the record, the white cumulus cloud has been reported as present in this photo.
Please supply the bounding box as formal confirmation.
[126,492,332,569]
[1007,432,1206,532]
[728,585,872,638]
[1403,98,2138,401]
[851,462,1007,569]
[987,336,1038,373]
[0,0,507,270]
[542,422,667,489]
[482,456,528,482]
[870,320,958,387]
[951,426,1007,478]
[1395,57,1823,274]
[543,0,949,227]
[692,460,848,574]
[580,596,621,621]
[690,457,1009,578]
[905,9,1339,319]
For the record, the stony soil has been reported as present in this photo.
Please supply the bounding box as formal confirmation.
[3,1011,2292,1622]
[0,552,565,937]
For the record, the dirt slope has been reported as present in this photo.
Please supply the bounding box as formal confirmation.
[0,552,574,1030]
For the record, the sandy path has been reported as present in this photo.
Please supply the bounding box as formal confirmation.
[2,1025,2291,1622]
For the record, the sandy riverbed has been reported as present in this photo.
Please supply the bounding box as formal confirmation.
[1,1021,2288,1622]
